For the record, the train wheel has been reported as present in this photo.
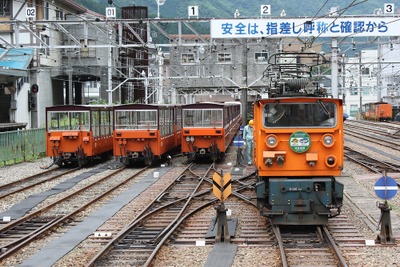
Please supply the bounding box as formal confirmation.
[54,157,63,167]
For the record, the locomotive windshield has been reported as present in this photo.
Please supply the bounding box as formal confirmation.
[263,101,337,127]
[183,109,223,128]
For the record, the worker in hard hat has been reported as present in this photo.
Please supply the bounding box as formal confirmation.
[243,119,254,165]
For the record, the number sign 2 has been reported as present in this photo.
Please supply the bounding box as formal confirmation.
[261,5,271,16]
[26,7,36,18]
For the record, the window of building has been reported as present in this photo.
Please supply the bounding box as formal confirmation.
[43,2,49,20]
[40,35,50,56]
[349,104,359,118]
[56,8,64,20]
[361,67,370,75]
[255,52,268,63]
[217,53,232,63]
[0,0,11,16]
[181,53,196,64]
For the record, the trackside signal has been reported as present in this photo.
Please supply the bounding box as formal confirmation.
[31,84,39,94]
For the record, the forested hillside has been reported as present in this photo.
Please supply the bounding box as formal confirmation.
[75,0,387,19]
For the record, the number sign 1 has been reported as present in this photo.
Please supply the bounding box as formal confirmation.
[106,7,116,18]
[261,5,271,16]
[384,3,394,14]
[26,7,36,19]
[188,6,199,17]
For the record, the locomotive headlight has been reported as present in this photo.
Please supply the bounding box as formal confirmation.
[265,134,278,148]
[322,134,335,147]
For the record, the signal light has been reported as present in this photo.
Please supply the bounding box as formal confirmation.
[31,84,39,94]
[28,92,36,111]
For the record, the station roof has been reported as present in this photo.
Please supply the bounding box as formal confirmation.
[0,48,34,79]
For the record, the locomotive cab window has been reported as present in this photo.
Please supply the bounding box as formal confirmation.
[263,101,337,127]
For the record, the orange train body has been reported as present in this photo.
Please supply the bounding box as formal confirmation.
[253,97,344,177]
[46,105,114,167]
[363,101,392,121]
[181,102,241,161]
[113,104,181,166]
[253,97,344,225]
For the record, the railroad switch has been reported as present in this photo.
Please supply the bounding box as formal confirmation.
[376,201,396,244]
[214,202,231,243]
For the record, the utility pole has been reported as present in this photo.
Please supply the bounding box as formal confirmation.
[358,51,363,119]
[331,38,339,98]
[377,38,382,101]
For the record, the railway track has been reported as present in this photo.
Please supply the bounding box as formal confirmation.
[344,146,400,174]
[273,225,348,267]
[85,162,259,266]
[0,167,79,200]
[0,166,149,262]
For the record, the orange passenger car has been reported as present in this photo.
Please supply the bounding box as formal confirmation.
[181,102,241,161]
[253,97,344,225]
[46,105,114,167]
[113,104,181,166]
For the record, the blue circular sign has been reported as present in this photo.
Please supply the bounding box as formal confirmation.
[374,176,398,200]
[233,136,245,147]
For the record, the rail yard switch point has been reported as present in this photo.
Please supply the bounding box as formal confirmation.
[374,176,397,244]
[205,202,238,243]
[376,201,396,244]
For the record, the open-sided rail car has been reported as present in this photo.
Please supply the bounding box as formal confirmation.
[181,102,241,161]
[113,104,181,166]
[46,105,114,166]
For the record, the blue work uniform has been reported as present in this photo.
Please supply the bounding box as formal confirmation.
[243,124,253,165]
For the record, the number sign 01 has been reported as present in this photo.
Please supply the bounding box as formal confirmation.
[106,7,116,18]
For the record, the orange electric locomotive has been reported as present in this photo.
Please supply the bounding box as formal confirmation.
[113,103,181,166]
[181,102,241,161]
[254,52,344,225]
[46,105,114,167]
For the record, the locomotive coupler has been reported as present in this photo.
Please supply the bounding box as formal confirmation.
[376,201,396,244]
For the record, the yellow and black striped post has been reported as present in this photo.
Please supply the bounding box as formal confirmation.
[212,170,232,243]
[212,171,232,202]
